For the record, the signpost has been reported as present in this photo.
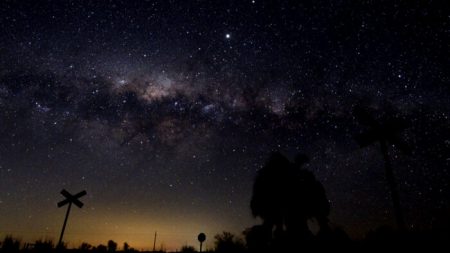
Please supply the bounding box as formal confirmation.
[198,233,206,252]
[57,189,87,248]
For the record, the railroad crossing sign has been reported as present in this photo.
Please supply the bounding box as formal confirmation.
[198,233,206,252]
[57,189,86,247]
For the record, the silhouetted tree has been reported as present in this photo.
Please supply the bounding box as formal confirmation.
[250,152,331,250]
[354,105,409,230]
[214,232,245,253]
[251,152,292,237]
[107,240,117,252]
[291,154,330,238]
[123,242,130,252]
[79,242,92,251]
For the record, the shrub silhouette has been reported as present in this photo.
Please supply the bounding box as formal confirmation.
[1,236,20,252]
[214,231,245,253]
[33,239,54,252]
[94,244,107,253]
[180,245,196,252]
[79,242,92,251]
[56,241,67,251]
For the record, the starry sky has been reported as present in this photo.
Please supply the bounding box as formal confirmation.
[0,0,449,251]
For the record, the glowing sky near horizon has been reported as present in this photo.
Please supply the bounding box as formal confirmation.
[0,1,449,251]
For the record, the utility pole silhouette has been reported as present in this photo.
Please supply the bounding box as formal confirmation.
[354,106,410,231]
[57,189,87,248]
[153,231,157,252]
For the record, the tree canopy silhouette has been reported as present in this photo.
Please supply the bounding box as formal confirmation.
[249,152,330,249]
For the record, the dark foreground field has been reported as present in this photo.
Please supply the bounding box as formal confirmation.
[2,228,450,253]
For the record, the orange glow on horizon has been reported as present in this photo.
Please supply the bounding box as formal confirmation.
[1,205,253,252]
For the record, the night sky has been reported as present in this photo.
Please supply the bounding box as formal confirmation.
[0,0,449,251]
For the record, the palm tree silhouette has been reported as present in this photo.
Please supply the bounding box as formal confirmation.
[353,105,410,231]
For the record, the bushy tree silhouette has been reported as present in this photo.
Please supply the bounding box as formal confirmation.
[249,152,331,250]
[250,152,291,235]
[292,154,330,237]
[107,240,117,252]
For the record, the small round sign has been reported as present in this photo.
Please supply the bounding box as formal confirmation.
[198,233,206,242]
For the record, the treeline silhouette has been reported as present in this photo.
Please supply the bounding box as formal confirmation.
[0,236,144,253]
